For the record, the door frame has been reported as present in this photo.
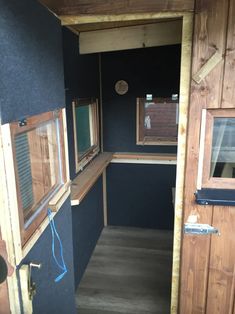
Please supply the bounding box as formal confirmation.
[0,130,21,313]
[0,12,193,314]
[62,11,193,313]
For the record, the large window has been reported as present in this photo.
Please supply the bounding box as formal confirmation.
[2,109,69,248]
[199,109,235,189]
[73,98,99,172]
[136,97,178,145]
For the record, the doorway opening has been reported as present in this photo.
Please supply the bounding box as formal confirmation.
[64,13,193,314]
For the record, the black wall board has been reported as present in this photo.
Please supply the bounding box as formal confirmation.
[62,28,100,179]
[19,199,76,314]
[0,0,65,124]
[72,177,104,289]
[101,45,181,153]
[107,163,176,230]
[62,29,103,290]
[62,28,100,99]
[1,1,76,313]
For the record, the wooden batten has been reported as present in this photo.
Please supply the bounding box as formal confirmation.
[192,51,223,84]
[79,20,182,54]
[102,170,108,227]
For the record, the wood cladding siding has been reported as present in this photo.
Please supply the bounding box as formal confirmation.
[222,0,235,108]
[180,0,235,313]
[40,0,195,16]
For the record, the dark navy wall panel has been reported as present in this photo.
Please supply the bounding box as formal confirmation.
[1,1,76,313]
[62,27,99,99]
[19,199,76,314]
[101,45,181,153]
[0,0,65,124]
[107,164,176,230]
[62,28,100,179]
[72,177,104,289]
[62,29,103,290]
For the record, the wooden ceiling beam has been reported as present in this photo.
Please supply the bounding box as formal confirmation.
[39,0,194,17]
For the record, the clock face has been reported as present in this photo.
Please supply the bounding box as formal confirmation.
[115,80,128,95]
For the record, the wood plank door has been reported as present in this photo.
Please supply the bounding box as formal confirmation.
[0,230,11,314]
[179,0,235,313]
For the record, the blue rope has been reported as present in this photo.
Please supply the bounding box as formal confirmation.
[47,208,67,282]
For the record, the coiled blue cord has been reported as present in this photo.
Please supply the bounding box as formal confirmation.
[47,208,67,282]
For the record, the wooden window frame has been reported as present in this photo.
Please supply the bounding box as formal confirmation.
[72,98,100,173]
[198,108,235,190]
[136,97,178,146]
[1,109,70,264]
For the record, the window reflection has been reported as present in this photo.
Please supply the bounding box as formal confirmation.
[210,118,235,178]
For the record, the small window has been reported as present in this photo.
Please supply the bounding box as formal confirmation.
[7,109,68,246]
[73,98,99,172]
[199,109,235,189]
[136,97,178,145]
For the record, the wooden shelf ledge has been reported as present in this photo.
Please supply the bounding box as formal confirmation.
[71,152,113,206]
[111,152,177,165]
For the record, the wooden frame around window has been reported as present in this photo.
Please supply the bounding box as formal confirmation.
[72,98,100,173]
[198,108,235,190]
[136,97,178,145]
[1,108,70,263]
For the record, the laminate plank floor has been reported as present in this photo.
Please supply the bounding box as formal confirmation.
[76,226,173,314]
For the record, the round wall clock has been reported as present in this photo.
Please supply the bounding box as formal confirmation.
[115,80,129,95]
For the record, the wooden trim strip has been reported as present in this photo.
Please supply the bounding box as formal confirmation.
[192,51,223,84]
[71,152,113,206]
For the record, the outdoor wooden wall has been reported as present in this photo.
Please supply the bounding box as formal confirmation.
[179,0,235,313]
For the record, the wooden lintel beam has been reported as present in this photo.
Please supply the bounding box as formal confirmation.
[40,0,194,17]
[60,12,185,26]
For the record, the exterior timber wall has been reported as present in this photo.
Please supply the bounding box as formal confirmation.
[180,0,235,313]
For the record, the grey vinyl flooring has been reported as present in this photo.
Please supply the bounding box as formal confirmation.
[76,226,173,314]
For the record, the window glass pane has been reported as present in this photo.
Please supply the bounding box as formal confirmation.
[75,105,92,159]
[14,119,62,225]
[143,101,178,139]
[210,117,235,178]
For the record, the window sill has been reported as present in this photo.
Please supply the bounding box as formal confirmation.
[111,152,177,165]
[71,152,113,206]
[136,140,178,146]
